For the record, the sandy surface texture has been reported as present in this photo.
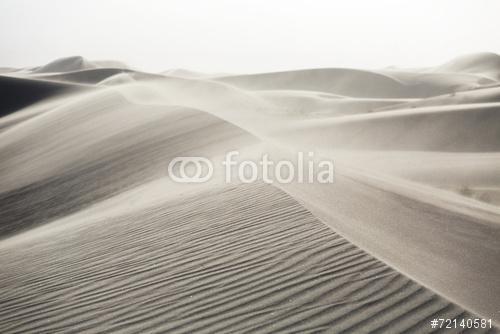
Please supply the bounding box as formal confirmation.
[0,54,499,333]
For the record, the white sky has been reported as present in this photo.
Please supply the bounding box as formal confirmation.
[0,0,499,73]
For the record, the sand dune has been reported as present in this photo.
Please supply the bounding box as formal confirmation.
[216,68,414,98]
[0,75,87,117]
[434,52,500,79]
[280,102,500,151]
[0,182,486,333]
[32,56,129,74]
[32,68,134,84]
[1,54,499,333]
[33,56,98,73]
[215,67,492,98]
[30,69,167,85]
[0,92,255,237]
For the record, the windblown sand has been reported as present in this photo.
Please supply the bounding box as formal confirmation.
[0,54,499,333]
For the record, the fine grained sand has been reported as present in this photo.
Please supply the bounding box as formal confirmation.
[0,183,488,333]
[0,53,499,333]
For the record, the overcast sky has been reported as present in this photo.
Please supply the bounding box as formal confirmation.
[1,0,499,73]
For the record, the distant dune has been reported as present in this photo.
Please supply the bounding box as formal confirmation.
[0,54,499,333]
[215,65,494,98]
[434,52,500,79]
[32,56,129,74]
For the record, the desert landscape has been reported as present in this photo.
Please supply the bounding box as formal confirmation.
[0,52,499,333]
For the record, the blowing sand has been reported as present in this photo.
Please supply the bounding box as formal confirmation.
[0,54,499,333]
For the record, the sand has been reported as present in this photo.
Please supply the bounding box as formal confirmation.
[0,53,499,333]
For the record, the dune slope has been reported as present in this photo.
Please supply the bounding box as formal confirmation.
[0,75,86,117]
[0,182,489,334]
